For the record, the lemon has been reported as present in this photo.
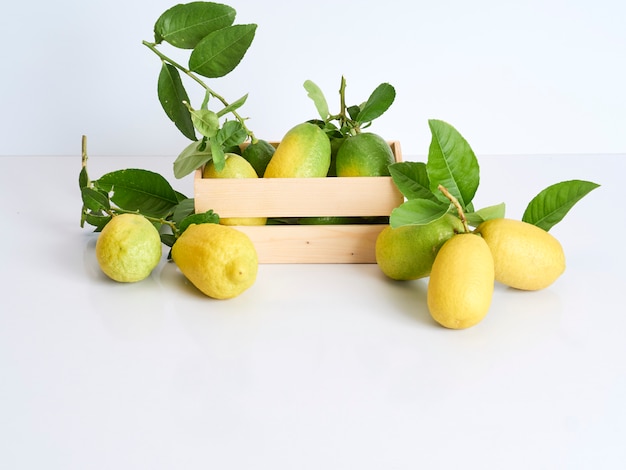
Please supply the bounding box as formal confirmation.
[263,122,331,178]
[477,218,565,290]
[427,233,494,329]
[376,214,465,280]
[335,132,395,177]
[242,139,275,177]
[95,213,162,282]
[171,223,258,299]
[203,153,267,226]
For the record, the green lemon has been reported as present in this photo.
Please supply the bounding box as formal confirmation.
[242,139,275,177]
[203,153,267,226]
[263,122,331,178]
[375,214,465,280]
[171,223,258,300]
[335,132,395,177]
[95,213,162,282]
[327,136,346,177]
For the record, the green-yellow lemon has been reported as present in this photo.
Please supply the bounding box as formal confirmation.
[375,214,465,280]
[203,153,267,226]
[263,122,331,178]
[335,132,395,177]
[95,213,162,283]
[427,233,495,329]
[171,223,258,300]
[476,218,565,290]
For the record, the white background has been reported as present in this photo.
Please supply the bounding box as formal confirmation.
[2,0,626,158]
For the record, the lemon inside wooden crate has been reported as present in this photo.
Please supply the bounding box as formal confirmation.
[194,141,404,263]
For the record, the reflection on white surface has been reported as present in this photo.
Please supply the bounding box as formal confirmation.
[1,155,625,469]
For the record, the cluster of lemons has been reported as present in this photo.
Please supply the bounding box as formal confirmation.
[376,216,566,329]
[95,121,396,300]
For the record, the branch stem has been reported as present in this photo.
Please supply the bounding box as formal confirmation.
[142,40,256,142]
[437,185,470,233]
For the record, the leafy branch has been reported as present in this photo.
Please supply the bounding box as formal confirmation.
[304,76,396,138]
[142,2,259,177]
[388,119,600,231]
[79,136,219,247]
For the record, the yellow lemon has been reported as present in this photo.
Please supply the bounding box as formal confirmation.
[477,218,565,290]
[95,213,162,282]
[203,153,267,226]
[427,233,494,329]
[263,122,331,177]
[375,214,465,280]
[171,223,258,300]
[335,132,395,177]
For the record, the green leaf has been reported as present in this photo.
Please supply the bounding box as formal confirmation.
[388,161,438,201]
[154,2,236,49]
[173,140,213,179]
[158,63,196,140]
[347,105,360,121]
[522,179,600,231]
[190,108,220,138]
[426,119,480,210]
[210,137,226,171]
[160,233,177,248]
[171,198,196,225]
[178,210,220,234]
[83,212,111,232]
[95,169,179,217]
[216,120,248,148]
[465,203,506,227]
[79,166,89,189]
[81,187,110,212]
[356,83,396,123]
[303,80,330,120]
[390,199,450,228]
[189,24,257,78]
[217,93,248,117]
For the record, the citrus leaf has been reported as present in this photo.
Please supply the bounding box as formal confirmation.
[356,83,396,123]
[95,169,179,217]
[388,161,438,201]
[173,140,213,179]
[154,2,236,49]
[178,210,220,234]
[390,199,450,228]
[190,108,220,138]
[158,63,196,140]
[171,198,196,226]
[522,180,600,231]
[79,166,89,189]
[217,93,248,117]
[81,187,110,212]
[160,233,177,248]
[465,203,506,227]
[426,119,480,210]
[303,80,330,120]
[189,24,257,78]
[83,212,111,232]
[216,120,247,148]
[210,137,226,171]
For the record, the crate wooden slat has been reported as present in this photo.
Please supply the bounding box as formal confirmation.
[194,176,402,217]
[193,140,403,263]
[235,224,387,264]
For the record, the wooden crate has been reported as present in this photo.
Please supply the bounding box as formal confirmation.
[193,141,404,263]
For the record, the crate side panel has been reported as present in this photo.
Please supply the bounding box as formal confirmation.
[235,225,386,263]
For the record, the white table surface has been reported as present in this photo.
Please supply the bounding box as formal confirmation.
[1,153,625,469]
